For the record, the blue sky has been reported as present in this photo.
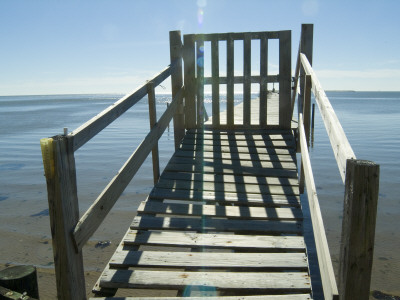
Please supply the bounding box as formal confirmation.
[0,0,399,95]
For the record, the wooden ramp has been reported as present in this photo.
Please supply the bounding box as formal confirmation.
[92,126,312,299]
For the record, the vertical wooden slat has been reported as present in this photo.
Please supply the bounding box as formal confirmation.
[339,159,379,300]
[196,35,205,127]
[243,33,251,126]
[211,37,220,127]
[260,33,268,127]
[279,30,292,129]
[183,34,196,129]
[147,82,160,184]
[41,136,86,300]
[169,30,185,149]
[299,74,312,194]
[226,33,234,128]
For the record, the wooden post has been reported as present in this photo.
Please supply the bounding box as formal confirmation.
[147,81,160,184]
[299,74,312,194]
[40,136,86,300]
[298,24,313,124]
[0,265,39,299]
[279,30,291,129]
[211,36,220,127]
[183,34,196,129]
[259,33,268,127]
[243,33,251,126]
[169,30,185,149]
[226,33,234,128]
[339,159,379,300]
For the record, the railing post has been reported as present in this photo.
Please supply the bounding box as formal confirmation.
[147,81,160,184]
[339,159,380,300]
[40,136,86,300]
[183,34,196,129]
[169,30,185,149]
[298,24,313,123]
[278,30,291,129]
[299,74,312,194]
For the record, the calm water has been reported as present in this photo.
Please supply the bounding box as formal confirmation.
[0,92,399,294]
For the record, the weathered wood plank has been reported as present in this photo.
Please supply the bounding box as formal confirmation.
[300,53,355,182]
[196,35,205,127]
[72,88,182,251]
[203,74,278,85]
[181,138,295,149]
[131,215,302,234]
[178,144,295,156]
[173,149,296,162]
[138,201,302,220]
[243,33,251,126]
[279,30,292,129]
[100,269,311,291]
[123,230,306,251]
[211,37,220,126]
[184,130,294,141]
[160,171,299,187]
[299,114,339,300]
[155,177,299,195]
[149,187,300,206]
[183,34,197,128]
[109,250,308,270]
[227,33,234,127]
[146,82,160,184]
[260,33,268,127]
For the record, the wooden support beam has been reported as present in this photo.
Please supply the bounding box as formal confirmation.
[183,34,196,129]
[260,33,268,127]
[147,81,160,184]
[279,30,291,129]
[40,136,86,300]
[227,33,234,128]
[299,75,311,194]
[339,159,379,300]
[211,37,220,126]
[243,33,251,126]
[196,35,205,127]
[170,30,185,149]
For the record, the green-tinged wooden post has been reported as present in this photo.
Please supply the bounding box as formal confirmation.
[147,81,160,184]
[339,159,379,300]
[299,74,312,194]
[298,24,313,123]
[0,265,39,299]
[40,136,86,300]
[183,34,196,129]
[170,30,185,149]
[279,30,291,129]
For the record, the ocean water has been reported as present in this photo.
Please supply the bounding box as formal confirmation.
[0,91,399,295]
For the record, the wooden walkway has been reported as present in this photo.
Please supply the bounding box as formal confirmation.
[91,97,312,298]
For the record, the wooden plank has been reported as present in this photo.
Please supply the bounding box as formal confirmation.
[155,177,299,196]
[41,136,86,299]
[90,295,312,300]
[339,159,379,300]
[109,250,308,270]
[71,64,174,151]
[160,171,299,187]
[203,74,278,85]
[131,215,302,234]
[300,53,356,182]
[299,114,339,300]
[185,130,294,141]
[211,37,220,126]
[279,30,291,129]
[193,31,281,41]
[227,33,234,127]
[170,30,185,149]
[149,187,300,207]
[138,201,303,220]
[183,34,197,128]
[100,269,311,291]
[178,144,295,156]
[173,149,296,162]
[181,137,295,149]
[243,33,251,126]
[146,82,160,184]
[299,75,311,194]
[123,230,306,251]
[260,33,268,127]
[163,163,298,178]
[72,88,182,251]
[196,35,205,127]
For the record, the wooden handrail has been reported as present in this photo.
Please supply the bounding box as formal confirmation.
[299,113,339,300]
[70,62,177,152]
[72,87,183,251]
[300,53,355,182]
